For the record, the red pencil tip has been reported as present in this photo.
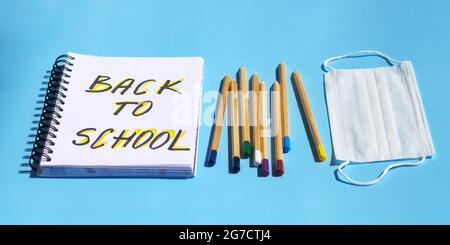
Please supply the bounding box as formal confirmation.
[277,160,284,176]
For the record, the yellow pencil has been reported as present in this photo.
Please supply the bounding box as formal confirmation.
[229,79,240,173]
[292,70,327,162]
[208,75,231,165]
[259,81,269,176]
[271,81,284,176]
[277,63,290,153]
[250,73,260,166]
[237,67,252,158]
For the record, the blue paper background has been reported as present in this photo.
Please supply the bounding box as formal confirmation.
[1,0,449,224]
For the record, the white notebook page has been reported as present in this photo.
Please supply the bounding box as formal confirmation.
[43,52,203,170]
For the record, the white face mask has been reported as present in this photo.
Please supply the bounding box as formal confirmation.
[323,50,435,186]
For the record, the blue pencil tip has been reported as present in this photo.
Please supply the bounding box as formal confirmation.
[283,136,291,153]
[208,150,217,166]
[232,156,240,173]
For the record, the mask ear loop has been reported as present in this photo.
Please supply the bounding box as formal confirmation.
[337,156,426,186]
[323,50,402,72]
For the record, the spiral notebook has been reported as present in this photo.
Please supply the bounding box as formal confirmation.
[30,52,204,178]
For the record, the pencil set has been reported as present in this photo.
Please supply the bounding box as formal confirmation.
[208,63,326,176]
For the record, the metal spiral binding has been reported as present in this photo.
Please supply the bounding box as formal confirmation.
[29,54,75,171]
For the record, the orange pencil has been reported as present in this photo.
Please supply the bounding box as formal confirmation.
[250,73,260,166]
[271,81,284,176]
[229,79,240,173]
[259,81,269,176]
[237,67,252,158]
[208,75,231,165]
[293,70,327,161]
[277,63,290,153]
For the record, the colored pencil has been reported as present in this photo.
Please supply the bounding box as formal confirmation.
[237,67,252,158]
[293,70,327,162]
[254,79,262,166]
[259,81,269,176]
[271,81,284,176]
[277,63,291,153]
[250,73,260,166]
[208,75,231,165]
[229,79,240,173]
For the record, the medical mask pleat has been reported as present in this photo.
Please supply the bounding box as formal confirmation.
[374,68,402,158]
[390,65,420,157]
[401,62,435,155]
[354,70,379,160]
[324,73,347,158]
[365,69,386,159]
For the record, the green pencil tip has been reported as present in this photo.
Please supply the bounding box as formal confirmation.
[242,141,253,158]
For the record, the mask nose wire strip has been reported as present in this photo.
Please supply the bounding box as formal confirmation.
[323,50,402,72]
[337,156,426,186]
